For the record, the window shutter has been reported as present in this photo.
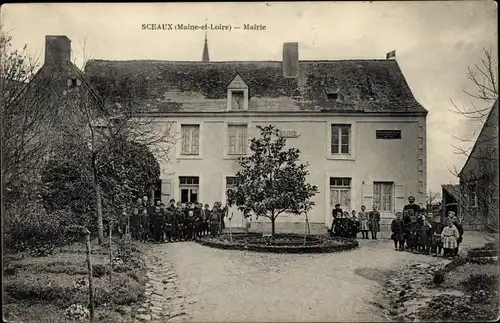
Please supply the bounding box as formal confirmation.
[395,184,404,212]
[362,183,373,208]
[161,179,172,204]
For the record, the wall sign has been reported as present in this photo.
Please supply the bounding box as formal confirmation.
[376,130,401,140]
[279,130,300,138]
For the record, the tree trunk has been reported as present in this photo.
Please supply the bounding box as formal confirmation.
[271,217,276,242]
[109,221,112,284]
[84,229,95,323]
[92,156,104,245]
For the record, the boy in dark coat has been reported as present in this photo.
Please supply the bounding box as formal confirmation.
[164,203,174,242]
[210,203,221,237]
[202,204,211,236]
[418,213,432,254]
[130,207,140,240]
[391,212,405,251]
[139,208,150,242]
[430,216,444,257]
[329,204,343,236]
[193,203,203,238]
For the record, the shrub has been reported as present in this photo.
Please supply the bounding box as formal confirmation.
[4,205,78,254]
[462,273,498,294]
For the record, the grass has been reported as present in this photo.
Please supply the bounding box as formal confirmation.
[3,236,146,323]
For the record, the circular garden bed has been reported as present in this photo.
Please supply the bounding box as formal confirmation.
[195,232,359,253]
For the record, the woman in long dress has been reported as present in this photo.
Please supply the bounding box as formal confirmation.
[358,205,369,239]
[441,218,460,259]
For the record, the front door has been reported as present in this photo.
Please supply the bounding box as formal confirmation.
[329,177,352,227]
[225,177,245,228]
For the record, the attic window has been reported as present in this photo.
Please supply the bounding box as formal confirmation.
[231,91,245,110]
[326,90,340,100]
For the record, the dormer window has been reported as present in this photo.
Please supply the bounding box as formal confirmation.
[326,88,340,101]
[227,74,249,111]
[231,90,245,110]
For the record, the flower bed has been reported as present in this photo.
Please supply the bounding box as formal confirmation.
[196,233,359,253]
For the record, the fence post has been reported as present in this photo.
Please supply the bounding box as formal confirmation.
[83,228,95,323]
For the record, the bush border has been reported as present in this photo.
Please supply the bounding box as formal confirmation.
[195,233,359,254]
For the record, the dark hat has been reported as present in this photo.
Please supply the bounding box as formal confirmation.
[335,204,341,208]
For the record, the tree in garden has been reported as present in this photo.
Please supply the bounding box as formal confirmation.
[41,137,161,233]
[226,125,319,240]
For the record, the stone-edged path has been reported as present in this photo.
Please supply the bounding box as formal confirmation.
[133,246,194,322]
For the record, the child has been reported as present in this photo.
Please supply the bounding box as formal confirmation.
[391,212,405,251]
[350,210,360,238]
[430,216,444,257]
[369,205,381,240]
[441,218,460,259]
[358,205,369,239]
[418,213,432,254]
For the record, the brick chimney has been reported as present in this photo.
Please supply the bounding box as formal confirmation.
[45,35,71,65]
[282,42,299,78]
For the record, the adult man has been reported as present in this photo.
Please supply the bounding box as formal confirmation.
[403,196,421,249]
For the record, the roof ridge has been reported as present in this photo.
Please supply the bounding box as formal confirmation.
[86,59,396,64]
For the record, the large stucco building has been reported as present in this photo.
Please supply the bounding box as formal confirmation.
[45,35,428,232]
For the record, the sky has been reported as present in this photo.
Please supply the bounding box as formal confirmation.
[1,1,498,195]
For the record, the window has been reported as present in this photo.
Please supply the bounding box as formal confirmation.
[226,177,238,187]
[330,177,351,212]
[326,92,339,100]
[153,180,162,204]
[228,125,247,155]
[179,176,199,185]
[231,91,245,110]
[181,125,200,155]
[179,176,199,203]
[468,184,478,208]
[374,182,393,212]
[331,124,351,154]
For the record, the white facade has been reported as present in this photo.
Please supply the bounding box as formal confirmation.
[153,111,427,230]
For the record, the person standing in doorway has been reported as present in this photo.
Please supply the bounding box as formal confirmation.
[358,205,369,239]
[329,204,343,236]
[369,205,381,239]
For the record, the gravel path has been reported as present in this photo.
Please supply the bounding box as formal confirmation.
[148,239,444,322]
[138,232,490,322]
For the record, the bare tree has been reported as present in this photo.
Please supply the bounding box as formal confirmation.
[0,27,58,212]
[426,190,442,210]
[449,47,499,237]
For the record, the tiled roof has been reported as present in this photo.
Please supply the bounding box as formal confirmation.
[84,59,427,113]
[441,184,461,201]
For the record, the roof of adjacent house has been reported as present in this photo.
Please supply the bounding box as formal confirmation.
[441,184,461,201]
[458,98,499,178]
[84,59,427,114]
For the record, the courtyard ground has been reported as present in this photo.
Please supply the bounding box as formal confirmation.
[141,231,491,322]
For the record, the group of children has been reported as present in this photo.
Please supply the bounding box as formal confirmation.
[117,196,228,243]
[390,209,464,258]
[329,204,381,239]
